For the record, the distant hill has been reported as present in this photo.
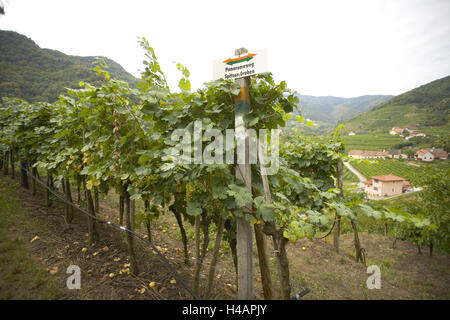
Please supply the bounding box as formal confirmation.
[0,30,138,102]
[342,75,450,133]
[294,94,393,126]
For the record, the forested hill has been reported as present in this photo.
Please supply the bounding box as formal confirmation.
[342,75,450,133]
[0,30,138,102]
[294,94,393,125]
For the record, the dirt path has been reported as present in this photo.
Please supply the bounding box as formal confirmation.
[344,162,366,182]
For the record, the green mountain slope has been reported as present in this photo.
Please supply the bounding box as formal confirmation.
[343,75,450,133]
[0,30,138,102]
[294,94,393,125]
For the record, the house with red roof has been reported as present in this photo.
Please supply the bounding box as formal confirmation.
[363,173,410,197]
[430,148,448,160]
[389,127,404,135]
[415,149,434,162]
[415,148,448,161]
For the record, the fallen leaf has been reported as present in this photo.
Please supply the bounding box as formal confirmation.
[149,282,156,288]
[48,266,58,275]
[30,236,40,243]
[140,288,146,294]
[109,273,115,278]
[81,247,87,252]
[170,279,176,284]
[102,246,109,252]
[114,257,121,262]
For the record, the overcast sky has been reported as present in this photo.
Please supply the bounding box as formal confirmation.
[1,0,449,97]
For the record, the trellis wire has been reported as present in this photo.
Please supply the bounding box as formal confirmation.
[24,168,199,300]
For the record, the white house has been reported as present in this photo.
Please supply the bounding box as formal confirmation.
[390,127,404,135]
[415,149,434,162]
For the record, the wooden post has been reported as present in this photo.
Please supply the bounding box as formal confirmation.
[234,47,254,300]
[2,151,8,175]
[256,139,275,300]
[10,148,15,179]
[20,159,29,189]
[334,159,343,252]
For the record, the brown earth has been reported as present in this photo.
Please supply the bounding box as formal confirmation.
[0,172,449,300]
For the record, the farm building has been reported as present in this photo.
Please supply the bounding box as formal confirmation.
[389,127,404,135]
[348,150,389,159]
[390,126,420,136]
[430,148,448,160]
[362,173,410,197]
[415,149,434,162]
[388,149,407,159]
[415,148,448,161]
[348,131,356,136]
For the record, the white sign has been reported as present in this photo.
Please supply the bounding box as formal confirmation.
[213,48,268,80]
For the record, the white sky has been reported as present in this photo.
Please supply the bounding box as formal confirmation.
[1,0,450,97]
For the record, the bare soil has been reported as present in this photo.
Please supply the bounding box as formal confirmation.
[1,173,449,300]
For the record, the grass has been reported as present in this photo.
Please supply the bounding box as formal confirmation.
[366,258,394,279]
[321,271,341,282]
[0,181,61,300]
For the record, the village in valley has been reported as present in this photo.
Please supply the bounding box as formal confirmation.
[345,126,448,199]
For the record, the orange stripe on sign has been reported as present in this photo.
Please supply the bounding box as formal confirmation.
[223,53,256,64]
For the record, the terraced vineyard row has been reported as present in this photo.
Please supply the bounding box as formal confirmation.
[341,134,405,154]
[351,159,423,180]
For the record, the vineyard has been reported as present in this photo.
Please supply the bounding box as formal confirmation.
[342,166,360,183]
[340,134,405,154]
[311,134,405,154]
[351,158,448,180]
[0,39,448,300]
